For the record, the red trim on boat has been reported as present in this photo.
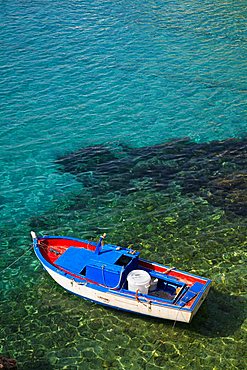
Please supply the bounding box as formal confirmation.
[38,237,96,264]
[53,264,101,287]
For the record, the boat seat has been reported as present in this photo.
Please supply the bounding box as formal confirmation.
[176,282,204,307]
[149,270,179,283]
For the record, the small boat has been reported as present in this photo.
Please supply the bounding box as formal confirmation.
[31,231,211,323]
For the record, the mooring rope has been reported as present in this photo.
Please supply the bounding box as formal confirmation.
[1,244,33,274]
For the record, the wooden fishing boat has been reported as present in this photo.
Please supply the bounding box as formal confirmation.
[31,232,211,323]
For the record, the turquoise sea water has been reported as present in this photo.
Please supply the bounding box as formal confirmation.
[0,0,246,369]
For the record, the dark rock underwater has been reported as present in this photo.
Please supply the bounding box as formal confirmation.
[55,137,247,217]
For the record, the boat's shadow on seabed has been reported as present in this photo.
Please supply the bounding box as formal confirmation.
[182,287,246,337]
[97,287,245,338]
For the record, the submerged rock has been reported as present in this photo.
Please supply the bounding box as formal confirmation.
[55,137,247,216]
[206,172,247,216]
[55,145,117,176]
[0,356,17,370]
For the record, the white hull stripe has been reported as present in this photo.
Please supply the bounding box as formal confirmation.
[44,264,193,323]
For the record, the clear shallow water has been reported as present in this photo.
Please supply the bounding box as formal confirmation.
[0,0,246,368]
